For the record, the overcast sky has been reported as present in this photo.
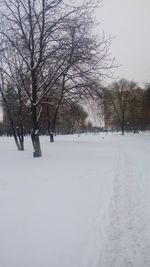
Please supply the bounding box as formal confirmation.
[96,0,150,86]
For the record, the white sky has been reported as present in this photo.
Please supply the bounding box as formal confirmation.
[96,0,150,86]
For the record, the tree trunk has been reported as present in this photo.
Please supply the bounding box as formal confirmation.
[9,123,23,151]
[14,130,22,151]
[1,91,24,151]
[17,94,24,151]
[121,113,125,135]
[17,126,24,151]
[31,103,42,157]
[31,67,42,157]
[31,131,42,157]
[48,121,56,143]
[121,123,125,135]
[49,131,54,142]
[48,95,62,143]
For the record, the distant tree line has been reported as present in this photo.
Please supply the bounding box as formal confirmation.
[103,79,150,135]
[1,89,90,138]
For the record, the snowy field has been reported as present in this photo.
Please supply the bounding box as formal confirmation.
[1,133,150,267]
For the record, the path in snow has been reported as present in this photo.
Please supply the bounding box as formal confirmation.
[1,134,150,267]
[0,134,118,267]
[100,136,150,267]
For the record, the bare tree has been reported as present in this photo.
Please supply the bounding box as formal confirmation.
[42,17,113,142]
[142,84,150,130]
[0,74,25,150]
[0,0,114,156]
[57,102,88,135]
[104,79,136,135]
[127,87,144,133]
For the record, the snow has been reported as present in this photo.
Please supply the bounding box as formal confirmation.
[0,133,150,267]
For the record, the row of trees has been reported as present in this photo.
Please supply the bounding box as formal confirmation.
[0,0,114,157]
[103,79,150,135]
[2,92,90,137]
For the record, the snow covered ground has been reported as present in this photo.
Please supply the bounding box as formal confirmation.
[1,133,150,267]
